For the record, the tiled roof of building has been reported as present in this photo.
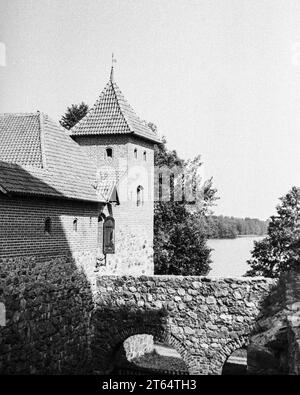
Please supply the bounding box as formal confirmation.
[0,112,108,202]
[70,71,161,143]
[93,166,126,203]
[0,113,43,167]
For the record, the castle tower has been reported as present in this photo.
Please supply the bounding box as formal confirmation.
[70,65,160,275]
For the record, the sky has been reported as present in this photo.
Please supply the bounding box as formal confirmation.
[1,0,300,220]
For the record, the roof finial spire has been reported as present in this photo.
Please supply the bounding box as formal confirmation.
[110,53,117,82]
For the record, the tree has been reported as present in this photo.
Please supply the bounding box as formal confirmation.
[153,135,218,275]
[246,186,300,277]
[155,215,211,275]
[60,102,89,130]
[199,215,268,239]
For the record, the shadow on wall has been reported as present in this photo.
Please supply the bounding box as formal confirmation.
[247,269,300,375]
[91,304,193,374]
[0,165,95,374]
[221,347,247,375]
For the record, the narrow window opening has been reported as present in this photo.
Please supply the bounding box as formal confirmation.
[106,147,113,158]
[137,185,144,206]
[134,148,138,159]
[143,151,147,161]
[73,218,78,232]
[44,217,51,234]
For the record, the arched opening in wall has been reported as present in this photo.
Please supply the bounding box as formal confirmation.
[222,347,248,375]
[112,335,189,375]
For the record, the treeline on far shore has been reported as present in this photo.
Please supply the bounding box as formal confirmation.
[200,215,269,239]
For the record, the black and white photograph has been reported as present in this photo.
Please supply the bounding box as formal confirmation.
[0,0,299,381]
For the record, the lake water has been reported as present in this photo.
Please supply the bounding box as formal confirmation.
[207,236,264,278]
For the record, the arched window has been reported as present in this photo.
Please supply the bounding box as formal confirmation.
[143,151,147,161]
[137,185,144,206]
[134,148,137,159]
[73,218,78,232]
[106,147,113,159]
[44,217,51,234]
[103,216,115,254]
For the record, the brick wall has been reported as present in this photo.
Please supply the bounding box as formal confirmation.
[0,133,155,277]
[74,134,155,275]
[0,194,101,259]
[0,191,153,276]
[74,135,154,171]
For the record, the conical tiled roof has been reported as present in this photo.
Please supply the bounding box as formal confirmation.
[70,77,160,143]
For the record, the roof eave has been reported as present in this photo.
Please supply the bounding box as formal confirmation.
[130,131,162,144]
[4,189,106,204]
[70,130,162,144]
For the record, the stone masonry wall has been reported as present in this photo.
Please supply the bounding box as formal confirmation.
[247,269,300,375]
[248,271,300,375]
[0,253,154,375]
[286,269,300,375]
[2,265,299,375]
[0,254,96,374]
[93,275,275,374]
